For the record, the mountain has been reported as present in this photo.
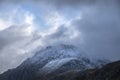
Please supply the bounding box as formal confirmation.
[48,60,120,80]
[0,44,108,80]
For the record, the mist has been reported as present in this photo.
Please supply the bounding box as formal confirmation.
[0,0,120,73]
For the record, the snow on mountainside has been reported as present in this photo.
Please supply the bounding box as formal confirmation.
[21,44,86,66]
[39,58,93,75]
[21,44,108,71]
[0,44,109,80]
[30,44,87,64]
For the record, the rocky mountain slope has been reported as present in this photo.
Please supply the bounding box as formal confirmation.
[48,60,120,80]
[0,44,108,80]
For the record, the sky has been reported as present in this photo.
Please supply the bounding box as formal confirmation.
[0,0,120,73]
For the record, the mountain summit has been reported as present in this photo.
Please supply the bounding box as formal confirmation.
[0,44,108,80]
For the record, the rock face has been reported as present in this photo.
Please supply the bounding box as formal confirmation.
[0,44,108,80]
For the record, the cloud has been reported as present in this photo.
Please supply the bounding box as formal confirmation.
[0,24,34,73]
[0,0,101,6]
[0,7,37,73]
[68,1,120,61]
[34,0,120,61]
[0,0,120,74]
[0,0,119,9]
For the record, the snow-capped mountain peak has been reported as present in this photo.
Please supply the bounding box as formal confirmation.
[0,44,109,80]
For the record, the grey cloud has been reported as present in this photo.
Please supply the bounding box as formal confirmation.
[40,26,74,46]
[0,0,120,74]
[68,1,120,61]
[40,0,120,61]
[34,0,120,61]
[0,25,31,50]
[0,0,117,7]
[0,25,34,73]
[49,26,70,39]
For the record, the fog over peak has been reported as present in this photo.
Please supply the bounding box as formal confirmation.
[0,0,120,73]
